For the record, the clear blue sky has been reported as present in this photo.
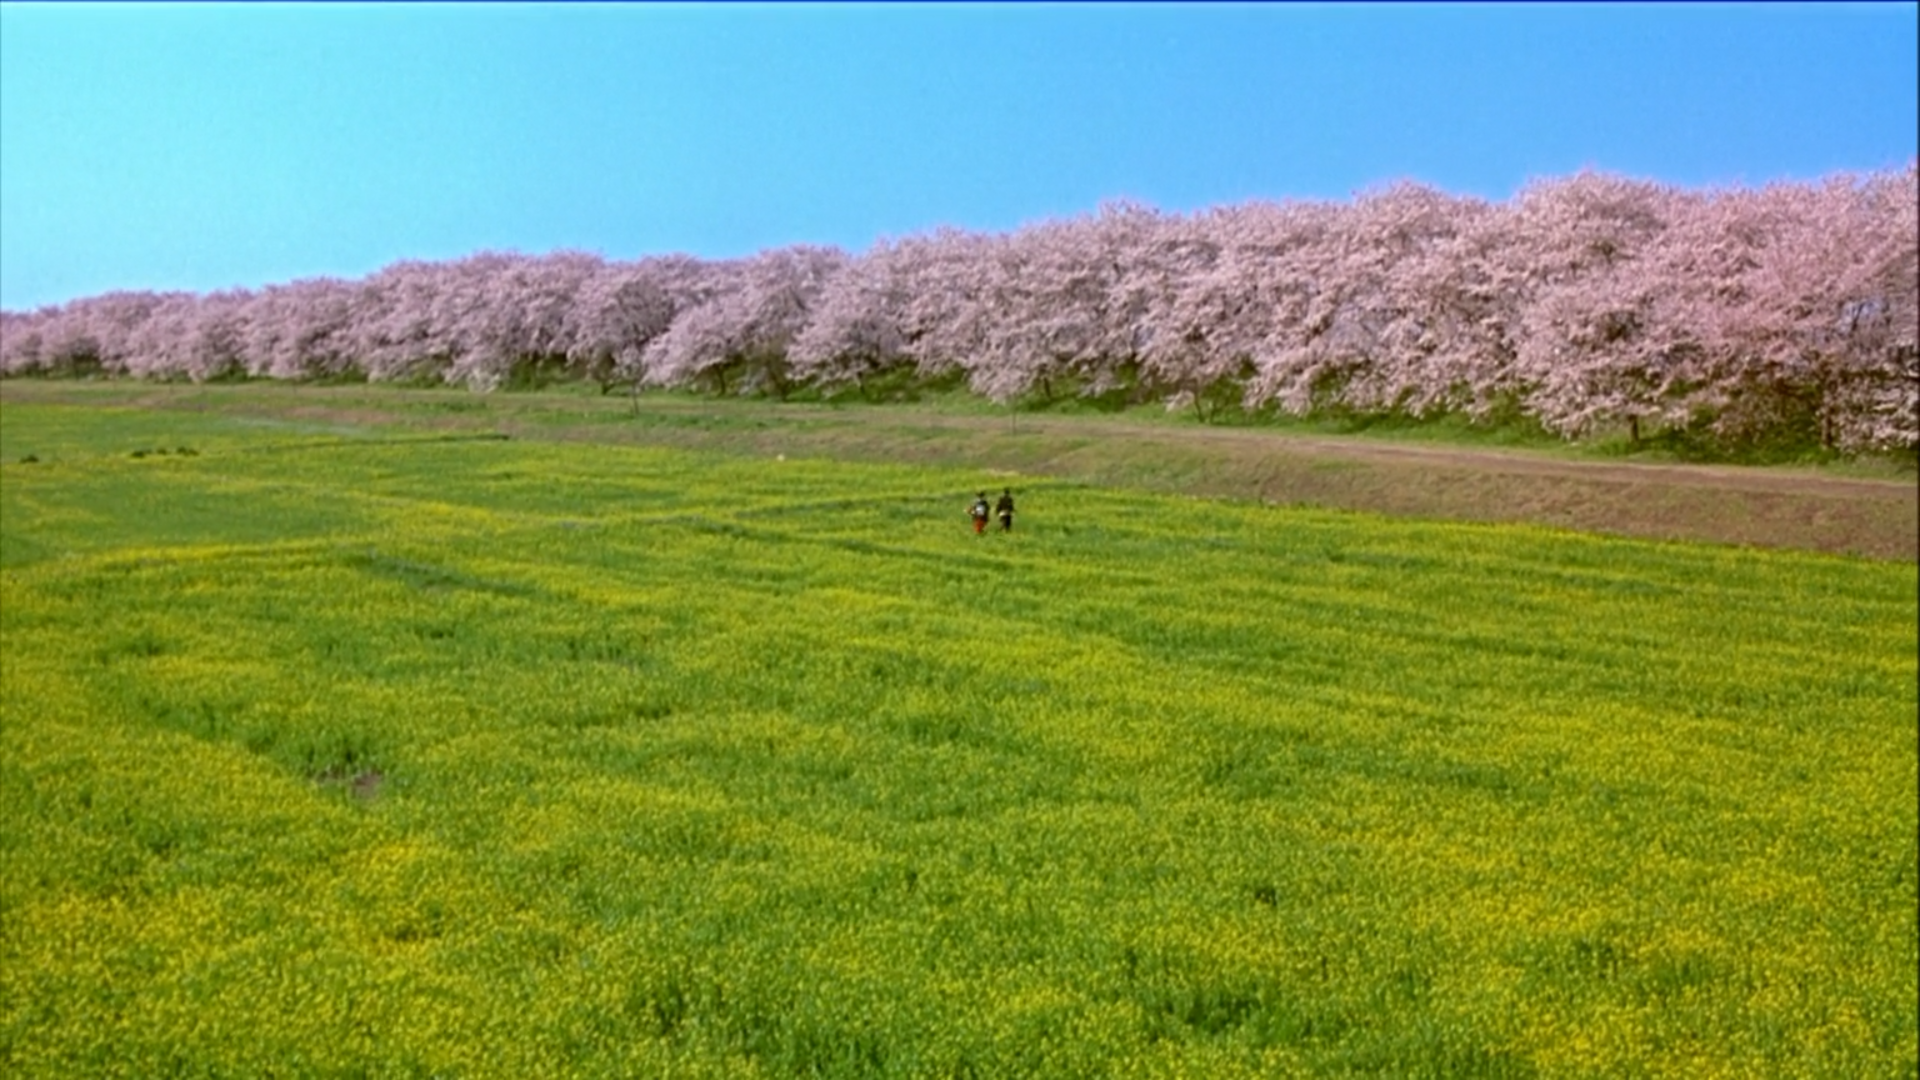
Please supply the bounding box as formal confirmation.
[2,2,1914,311]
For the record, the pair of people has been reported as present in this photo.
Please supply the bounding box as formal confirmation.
[969,488,1015,534]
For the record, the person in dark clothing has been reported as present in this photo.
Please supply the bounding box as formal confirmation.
[995,488,1015,533]
[969,492,991,535]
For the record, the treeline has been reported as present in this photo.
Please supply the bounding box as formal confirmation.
[3,167,1914,452]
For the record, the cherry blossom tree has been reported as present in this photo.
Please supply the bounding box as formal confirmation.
[31,304,108,375]
[1704,170,1919,450]
[1500,171,1688,440]
[0,309,49,375]
[5,292,166,376]
[950,203,1164,405]
[889,226,1003,384]
[440,251,604,390]
[428,252,518,389]
[564,255,703,393]
[787,240,924,396]
[346,260,458,383]
[1130,205,1282,419]
[240,278,360,380]
[1243,186,1475,418]
[1858,162,1920,451]
[116,289,252,381]
[642,245,848,397]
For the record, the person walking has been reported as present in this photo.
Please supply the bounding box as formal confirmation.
[969,492,991,535]
[994,488,1015,533]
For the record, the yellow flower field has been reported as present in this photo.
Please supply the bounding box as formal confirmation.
[2,398,1913,1077]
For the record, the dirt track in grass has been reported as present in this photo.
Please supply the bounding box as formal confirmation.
[514,400,1920,561]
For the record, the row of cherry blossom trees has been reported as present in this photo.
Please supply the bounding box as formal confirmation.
[4,166,1914,451]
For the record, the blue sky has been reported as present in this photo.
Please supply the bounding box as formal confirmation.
[2,2,1914,311]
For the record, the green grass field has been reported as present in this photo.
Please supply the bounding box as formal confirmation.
[2,393,1915,1078]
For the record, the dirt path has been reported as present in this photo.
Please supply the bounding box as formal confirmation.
[821,408,1916,496]
[502,401,1919,561]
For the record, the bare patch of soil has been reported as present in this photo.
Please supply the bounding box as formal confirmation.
[312,767,385,802]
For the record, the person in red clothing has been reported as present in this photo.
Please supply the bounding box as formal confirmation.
[969,492,990,535]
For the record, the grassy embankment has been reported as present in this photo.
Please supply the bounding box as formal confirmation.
[8,379,1914,558]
